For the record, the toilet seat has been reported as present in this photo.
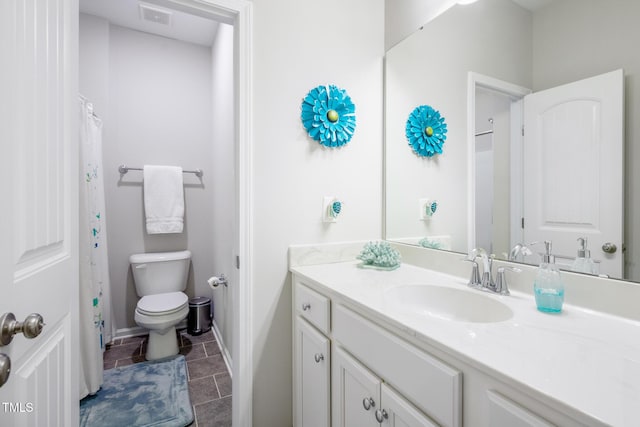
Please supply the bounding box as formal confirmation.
[136,292,188,316]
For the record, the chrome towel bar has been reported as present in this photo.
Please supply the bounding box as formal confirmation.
[118,164,203,178]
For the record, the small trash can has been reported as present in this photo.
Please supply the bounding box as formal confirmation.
[187,297,211,336]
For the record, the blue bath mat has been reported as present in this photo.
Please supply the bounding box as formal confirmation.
[80,355,193,427]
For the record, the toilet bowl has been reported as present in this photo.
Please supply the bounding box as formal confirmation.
[130,250,191,360]
[134,291,189,360]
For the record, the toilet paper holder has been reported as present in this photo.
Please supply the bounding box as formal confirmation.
[207,274,228,288]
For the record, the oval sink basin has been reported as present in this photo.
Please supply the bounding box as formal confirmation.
[384,285,513,323]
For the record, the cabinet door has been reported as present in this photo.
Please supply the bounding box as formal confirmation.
[332,345,380,427]
[380,384,439,427]
[295,317,330,427]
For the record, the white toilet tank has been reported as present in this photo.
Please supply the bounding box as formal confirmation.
[130,250,191,297]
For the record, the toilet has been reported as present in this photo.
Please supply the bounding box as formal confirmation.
[130,250,191,360]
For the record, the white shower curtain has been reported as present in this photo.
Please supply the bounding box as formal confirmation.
[79,96,115,399]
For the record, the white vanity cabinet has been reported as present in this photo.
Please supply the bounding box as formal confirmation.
[293,281,331,427]
[291,258,625,427]
[332,344,439,427]
[293,276,461,427]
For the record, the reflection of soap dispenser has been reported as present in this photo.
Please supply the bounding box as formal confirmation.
[571,237,598,275]
[533,241,565,313]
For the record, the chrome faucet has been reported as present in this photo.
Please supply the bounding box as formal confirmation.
[464,249,519,295]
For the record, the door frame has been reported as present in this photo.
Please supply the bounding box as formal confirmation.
[127,1,253,425]
[466,72,531,253]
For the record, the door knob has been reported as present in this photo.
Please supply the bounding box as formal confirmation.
[602,242,617,254]
[0,313,45,346]
[0,353,10,388]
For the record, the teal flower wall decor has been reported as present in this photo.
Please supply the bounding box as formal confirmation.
[405,105,448,157]
[301,85,356,147]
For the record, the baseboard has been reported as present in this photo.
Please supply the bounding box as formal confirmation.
[113,320,188,341]
[113,326,147,340]
[211,320,233,377]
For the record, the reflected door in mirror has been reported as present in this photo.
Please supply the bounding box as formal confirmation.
[523,69,624,277]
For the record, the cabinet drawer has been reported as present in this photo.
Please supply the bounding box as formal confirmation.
[294,281,330,334]
[333,304,462,427]
[487,391,555,427]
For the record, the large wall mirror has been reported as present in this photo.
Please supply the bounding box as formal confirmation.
[384,0,640,283]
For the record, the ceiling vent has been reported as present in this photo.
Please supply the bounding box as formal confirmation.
[139,3,173,26]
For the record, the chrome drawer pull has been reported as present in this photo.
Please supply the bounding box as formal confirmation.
[302,303,311,311]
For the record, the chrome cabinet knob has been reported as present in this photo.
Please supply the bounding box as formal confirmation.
[314,353,324,363]
[602,242,617,254]
[0,353,10,388]
[362,397,375,411]
[375,408,389,422]
[301,303,311,311]
[1,313,45,346]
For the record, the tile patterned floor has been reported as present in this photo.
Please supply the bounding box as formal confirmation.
[103,328,231,427]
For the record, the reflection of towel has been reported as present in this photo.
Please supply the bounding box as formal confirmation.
[143,165,184,234]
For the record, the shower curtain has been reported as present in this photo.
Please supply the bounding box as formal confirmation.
[79,96,115,399]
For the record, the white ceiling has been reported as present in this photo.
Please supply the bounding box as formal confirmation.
[79,0,220,47]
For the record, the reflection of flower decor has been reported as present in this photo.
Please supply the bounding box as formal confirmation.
[405,105,448,157]
[301,85,356,147]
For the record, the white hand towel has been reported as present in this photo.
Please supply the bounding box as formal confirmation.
[143,165,184,234]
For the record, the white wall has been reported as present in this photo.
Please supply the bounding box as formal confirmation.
[531,0,640,281]
[385,0,532,250]
[251,0,385,424]
[210,22,235,361]
[79,16,217,332]
[385,0,456,50]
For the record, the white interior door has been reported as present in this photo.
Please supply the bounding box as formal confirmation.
[0,0,79,426]
[523,69,624,276]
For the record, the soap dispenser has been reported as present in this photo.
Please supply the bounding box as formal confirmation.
[533,241,565,313]
[571,237,598,275]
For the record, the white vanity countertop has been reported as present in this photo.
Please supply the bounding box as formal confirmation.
[290,261,640,427]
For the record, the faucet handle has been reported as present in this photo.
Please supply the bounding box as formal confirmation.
[495,266,521,296]
[461,251,482,288]
[465,260,482,288]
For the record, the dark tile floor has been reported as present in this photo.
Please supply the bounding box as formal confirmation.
[103,328,232,427]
